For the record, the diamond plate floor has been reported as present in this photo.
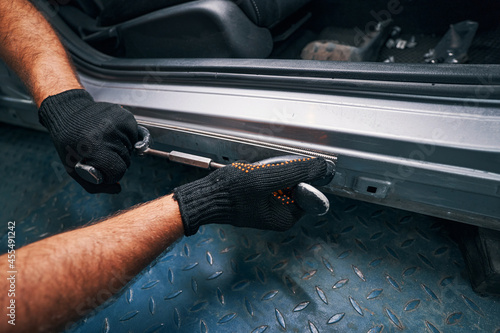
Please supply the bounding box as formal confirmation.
[1,123,499,333]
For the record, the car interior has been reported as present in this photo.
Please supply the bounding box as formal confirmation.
[1,4,500,328]
[59,0,500,64]
[1,0,498,231]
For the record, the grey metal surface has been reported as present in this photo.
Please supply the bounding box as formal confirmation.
[1,60,499,229]
[1,123,500,332]
[80,74,500,229]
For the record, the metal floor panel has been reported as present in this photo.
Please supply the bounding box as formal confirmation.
[1,123,499,333]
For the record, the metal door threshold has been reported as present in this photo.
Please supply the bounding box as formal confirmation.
[75,74,500,228]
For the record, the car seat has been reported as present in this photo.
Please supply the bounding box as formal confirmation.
[60,0,311,58]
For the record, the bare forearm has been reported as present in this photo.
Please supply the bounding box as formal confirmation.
[0,194,183,332]
[0,0,82,107]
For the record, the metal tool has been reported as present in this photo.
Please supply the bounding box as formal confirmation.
[75,126,225,184]
[132,126,226,169]
[75,126,335,215]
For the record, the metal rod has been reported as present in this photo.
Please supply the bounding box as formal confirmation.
[143,148,226,170]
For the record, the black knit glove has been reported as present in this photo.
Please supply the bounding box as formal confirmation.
[173,157,329,236]
[39,89,138,194]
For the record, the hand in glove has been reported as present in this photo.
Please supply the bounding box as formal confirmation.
[39,89,138,194]
[173,157,331,236]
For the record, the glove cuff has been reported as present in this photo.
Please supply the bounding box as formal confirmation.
[173,175,232,236]
[38,89,94,129]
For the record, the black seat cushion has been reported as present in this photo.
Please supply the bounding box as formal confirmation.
[237,0,310,27]
[97,0,194,26]
[96,0,310,27]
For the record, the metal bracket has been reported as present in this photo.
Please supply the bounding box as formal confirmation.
[353,177,392,199]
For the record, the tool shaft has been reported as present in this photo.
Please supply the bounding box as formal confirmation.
[143,148,225,170]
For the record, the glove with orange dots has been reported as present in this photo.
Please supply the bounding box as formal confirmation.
[173,157,332,236]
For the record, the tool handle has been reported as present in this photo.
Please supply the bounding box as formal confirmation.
[256,156,335,216]
[74,161,103,184]
[75,125,151,185]
[134,125,152,154]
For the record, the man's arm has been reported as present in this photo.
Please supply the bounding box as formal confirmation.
[0,157,330,332]
[0,194,184,333]
[0,0,82,107]
[0,0,138,194]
